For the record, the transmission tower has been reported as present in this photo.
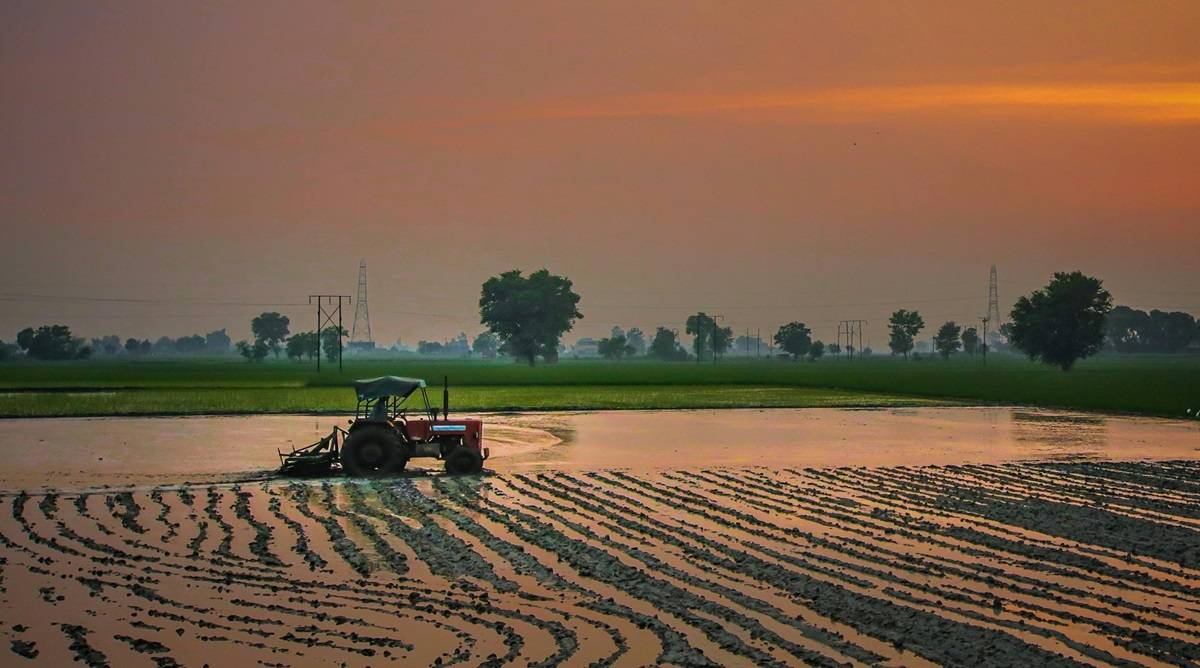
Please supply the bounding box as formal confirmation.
[350,259,372,346]
[986,265,1002,347]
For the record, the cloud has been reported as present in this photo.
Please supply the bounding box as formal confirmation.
[509,83,1200,126]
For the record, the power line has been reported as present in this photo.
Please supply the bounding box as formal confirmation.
[0,293,308,306]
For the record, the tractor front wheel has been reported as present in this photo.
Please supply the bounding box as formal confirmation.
[444,448,483,475]
[341,426,405,477]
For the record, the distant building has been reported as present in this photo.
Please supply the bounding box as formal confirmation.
[572,338,600,358]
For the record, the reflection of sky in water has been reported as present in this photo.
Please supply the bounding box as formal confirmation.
[1011,410,1106,459]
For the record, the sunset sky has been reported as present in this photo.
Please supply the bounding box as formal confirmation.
[2,1,1198,348]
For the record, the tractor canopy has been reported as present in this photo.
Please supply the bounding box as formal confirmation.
[353,376,426,401]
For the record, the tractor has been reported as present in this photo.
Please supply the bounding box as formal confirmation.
[279,376,487,476]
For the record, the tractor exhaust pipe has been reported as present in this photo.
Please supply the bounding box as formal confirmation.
[443,376,449,420]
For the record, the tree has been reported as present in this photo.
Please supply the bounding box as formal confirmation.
[418,340,445,355]
[152,336,175,355]
[1105,305,1147,351]
[16,325,91,360]
[322,326,348,363]
[773,322,812,361]
[686,313,731,361]
[125,338,151,355]
[888,309,925,359]
[807,340,825,362]
[648,327,688,361]
[961,327,980,356]
[1104,306,1198,353]
[625,327,647,356]
[286,331,319,361]
[444,333,470,356]
[685,313,713,361]
[933,321,962,359]
[1148,310,1197,352]
[205,329,232,354]
[89,335,121,356]
[479,269,582,366]
[236,339,268,362]
[472,332,499,359]
[251,312,291,359]
[1009,271,1112,371]
[597,335,635,360]
[827,342,841,356]
[712,324,733,359]
[175,334,207,354]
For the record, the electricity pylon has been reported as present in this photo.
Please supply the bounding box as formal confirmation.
[350,259,372,345]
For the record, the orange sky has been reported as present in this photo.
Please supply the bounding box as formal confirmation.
[2,1,1198,346]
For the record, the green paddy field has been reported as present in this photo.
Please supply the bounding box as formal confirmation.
[0,354,1195,418]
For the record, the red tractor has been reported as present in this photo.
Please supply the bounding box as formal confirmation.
[279,376,487,476]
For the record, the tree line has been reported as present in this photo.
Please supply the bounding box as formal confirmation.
[2,326,234,361]
[6,270,1195,370]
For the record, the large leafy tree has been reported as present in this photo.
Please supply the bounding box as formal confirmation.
[773,322,812,361]
[321,326,348,362]
[933,321,962,359]
[961,327,980,356]
[1104,306,1198,352]
[205,328,232,353]
[625,327,647,355]
[479,269,582,366]
[685,313,713,361]
[807,340,825,362]
[686,313,732,361]
[648,327,687,361]
[472,332,499,359]
[1009,271,1112,370]
[16,325,91,360]
[597,335,635,360]
[235,339,268,362]
[251,312,291,359]
[125,338,151,355]
[175,334,207,354]
[286,331,319,361]
[887,309,925,359]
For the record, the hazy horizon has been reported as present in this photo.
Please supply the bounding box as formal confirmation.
[3,2,1198,346]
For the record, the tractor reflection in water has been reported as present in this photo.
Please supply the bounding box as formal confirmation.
[279,376,487,477]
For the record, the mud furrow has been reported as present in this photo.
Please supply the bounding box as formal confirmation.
[3,461,1199,666]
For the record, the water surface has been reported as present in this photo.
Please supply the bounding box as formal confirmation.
[1,407,1195,489]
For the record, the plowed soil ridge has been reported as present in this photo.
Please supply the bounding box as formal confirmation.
[1,461,1198,666]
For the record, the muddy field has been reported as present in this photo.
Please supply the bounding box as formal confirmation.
[1,460,1198,666]
[2,407,1198,489]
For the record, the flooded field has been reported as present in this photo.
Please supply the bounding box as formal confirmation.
[1,407,1197,665]
[1,462,1198,665]
[0,407,1197,489]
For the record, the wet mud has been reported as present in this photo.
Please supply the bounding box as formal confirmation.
[1,460,1198,666]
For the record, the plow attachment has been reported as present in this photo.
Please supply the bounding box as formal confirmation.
[278,426,347,476]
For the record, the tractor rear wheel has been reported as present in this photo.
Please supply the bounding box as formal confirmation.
[341,426,405,477]
[444,448,483,475]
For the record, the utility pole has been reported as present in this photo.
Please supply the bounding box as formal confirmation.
[980,315,989,367]
[838,319,868,360]
[309,294,351,372]
[712,315,725,364]
[756,328,761,359]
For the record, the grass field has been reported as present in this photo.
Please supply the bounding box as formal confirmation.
[0,353,1195,418]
